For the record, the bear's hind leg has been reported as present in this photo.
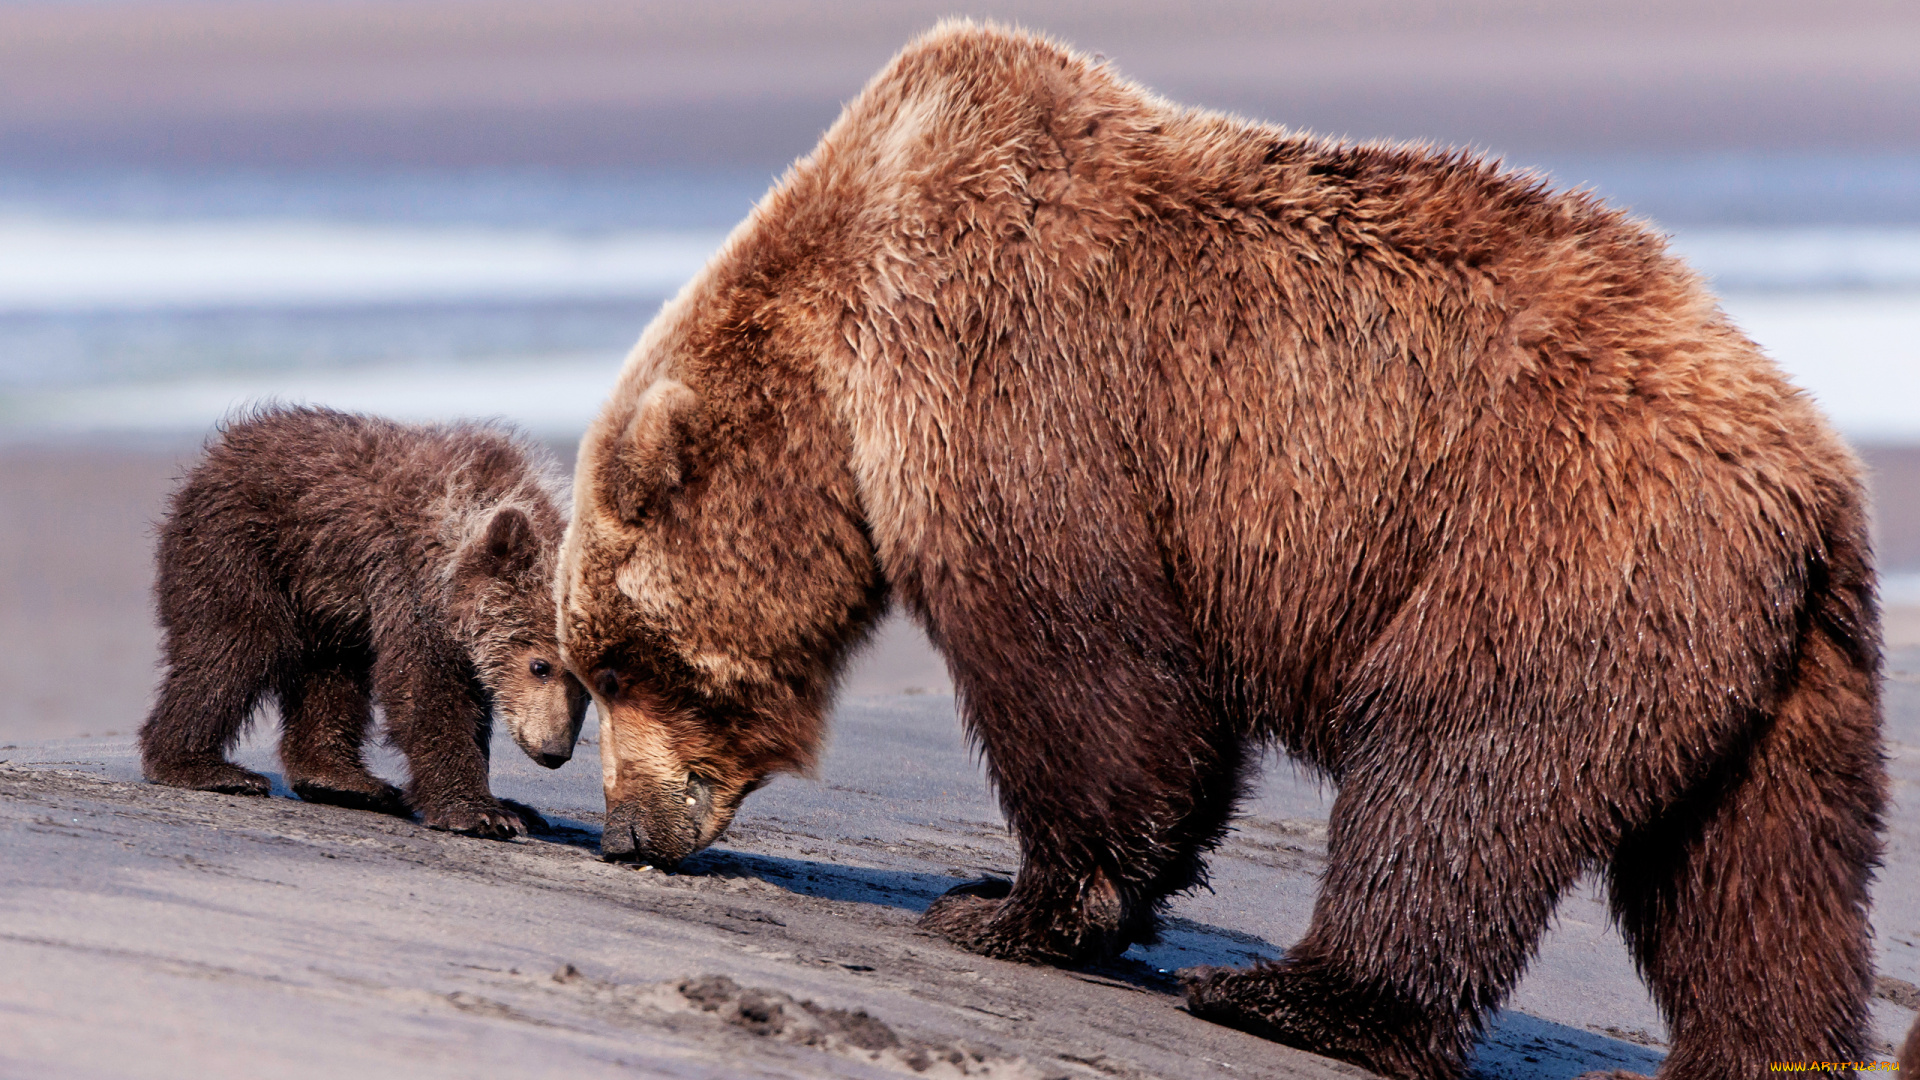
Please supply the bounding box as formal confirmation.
[1186,743,1591,1080]
[1608,623,1882,1080]
[278,650,407,817]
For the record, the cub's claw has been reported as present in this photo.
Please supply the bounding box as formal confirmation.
[423,803,526,840]
[497,798,550,834]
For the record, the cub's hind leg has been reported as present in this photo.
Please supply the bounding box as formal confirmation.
[277,646,407,816]
[139,520,294,797]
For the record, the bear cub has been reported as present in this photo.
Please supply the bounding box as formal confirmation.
[139,406,588,839]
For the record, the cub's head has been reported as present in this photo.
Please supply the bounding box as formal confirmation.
[560,350,882,869]
[451,504,590,768]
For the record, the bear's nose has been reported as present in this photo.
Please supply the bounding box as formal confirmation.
[599,814,652,865]
[536,751,570,769]
[600,798,696,869]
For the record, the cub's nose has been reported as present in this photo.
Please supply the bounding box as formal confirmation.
[536,751,570,769]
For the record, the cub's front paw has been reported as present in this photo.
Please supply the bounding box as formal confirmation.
[497,798,550,834]
[422,802,525,840]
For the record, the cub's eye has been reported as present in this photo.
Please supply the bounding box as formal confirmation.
[529,659,553,679]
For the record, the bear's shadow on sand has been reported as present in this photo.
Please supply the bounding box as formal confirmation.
[596,836,1668,1080]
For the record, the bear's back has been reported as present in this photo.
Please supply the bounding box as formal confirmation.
[171,406,563,629]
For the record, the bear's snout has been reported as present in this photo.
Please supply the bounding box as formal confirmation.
[598,802,655,864]
[600,776,715,869]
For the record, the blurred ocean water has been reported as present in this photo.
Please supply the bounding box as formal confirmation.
[1,162,1916,441]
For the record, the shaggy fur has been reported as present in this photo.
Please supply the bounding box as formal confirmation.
[1904,1016,1919,1073]
[557,22,1886,1079]
[141,406,588,838]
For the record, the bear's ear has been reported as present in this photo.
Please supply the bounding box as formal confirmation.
[469,505,538,578]
[601,378,705,525]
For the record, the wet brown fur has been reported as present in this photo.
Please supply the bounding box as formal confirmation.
[141,405,588,839]
[558,22,1886,1079]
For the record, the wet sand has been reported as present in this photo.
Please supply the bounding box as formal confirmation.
[1,438,1916,1077]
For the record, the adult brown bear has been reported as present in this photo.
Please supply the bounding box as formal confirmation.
[557,22,1886,1080]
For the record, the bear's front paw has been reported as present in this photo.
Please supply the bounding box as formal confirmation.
[422,802,526,840]
[920,878,1013,951]
[921,878,1109,966]
[1185,964,1367,1063]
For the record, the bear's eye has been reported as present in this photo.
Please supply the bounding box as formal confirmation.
[529,659,553,679]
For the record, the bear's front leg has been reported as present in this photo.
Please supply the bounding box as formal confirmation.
[911,571,1247,967]
[372,637,526,841]
[922,865,1140,966]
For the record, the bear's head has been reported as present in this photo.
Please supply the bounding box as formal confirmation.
[451,504,591,769]
[558,295,885,869]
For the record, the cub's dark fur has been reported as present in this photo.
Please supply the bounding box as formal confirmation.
[140,406,586,838]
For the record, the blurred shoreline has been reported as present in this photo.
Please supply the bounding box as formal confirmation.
[4,436,1917,747]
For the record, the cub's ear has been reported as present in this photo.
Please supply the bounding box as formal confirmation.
[601,378,705,525]
[467,505,538,578]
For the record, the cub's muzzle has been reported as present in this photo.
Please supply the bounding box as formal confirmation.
[600,775,717,869]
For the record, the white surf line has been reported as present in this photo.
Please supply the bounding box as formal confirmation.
[1718,290,1920,444]
[2,292,1917,442]
[0,352,629,439]
[1883,573,1920,607]
[0,217,727,311]
[1669,227,1920,292]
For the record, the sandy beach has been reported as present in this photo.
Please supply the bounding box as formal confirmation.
[1,436,1917,1078]
[3,655,1914,1080]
